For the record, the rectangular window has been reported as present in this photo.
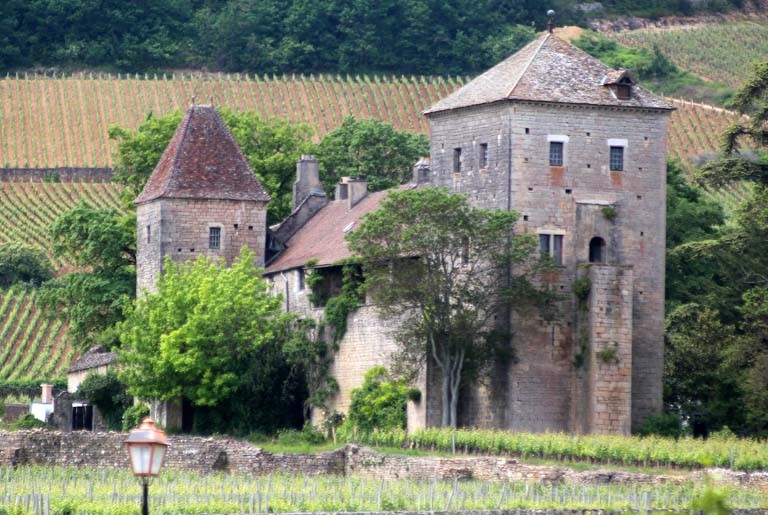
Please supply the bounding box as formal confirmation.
[209,227,221,250]
[453,148,462,173]
[298,269,305,291]
[479,143,488,169]
[610,146,624,171]
[146,225,151,244]
[549,142,563,166]
[539,233,564,266]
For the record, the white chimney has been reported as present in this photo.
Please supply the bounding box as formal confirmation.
[41,383,53,404]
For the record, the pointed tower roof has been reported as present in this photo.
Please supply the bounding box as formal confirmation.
[425,33,674,115]
[135,105,270,205]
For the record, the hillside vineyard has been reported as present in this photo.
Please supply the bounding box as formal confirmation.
[0,74,738,170]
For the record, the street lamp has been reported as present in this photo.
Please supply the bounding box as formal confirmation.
[125,417,168,515]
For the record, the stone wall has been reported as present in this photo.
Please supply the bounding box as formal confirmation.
[1,432,767,495]
[0,168,113,182]
[427,101,669,433]
[136,197,268,293]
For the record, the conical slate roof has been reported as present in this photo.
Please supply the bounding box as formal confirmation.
[425,33,675,114]
[135,105,270,204]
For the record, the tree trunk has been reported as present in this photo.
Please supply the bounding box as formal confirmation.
[448,348,464,428]
[441,365,451,427]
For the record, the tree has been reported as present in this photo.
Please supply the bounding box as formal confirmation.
[109,110,314,223]
[117,248,303,434]
[38,203,136,348]
[346,188,544,427]
[316,116,428,195]
[0,242,53,288]
[697,61,768,188]
[664,304,745,435]
[76,370,132,431]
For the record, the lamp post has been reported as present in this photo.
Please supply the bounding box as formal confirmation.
[125,417,168,515]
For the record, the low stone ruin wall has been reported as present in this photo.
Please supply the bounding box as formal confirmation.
[0,430,766,492]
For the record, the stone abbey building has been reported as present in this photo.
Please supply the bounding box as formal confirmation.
[136,32,673,434]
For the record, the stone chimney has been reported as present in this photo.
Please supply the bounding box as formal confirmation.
[293,155,325,210]
[41,383,53,404]
[336,176,368,208]
[412,157,431,184]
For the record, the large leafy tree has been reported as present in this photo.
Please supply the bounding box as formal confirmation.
[668,60,768,435]
[316,116,429,195]
[346,187,544,427]
[38,203,136,348]
[118,248,303,433]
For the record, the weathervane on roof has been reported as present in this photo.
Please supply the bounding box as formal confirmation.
[547,10,555,34]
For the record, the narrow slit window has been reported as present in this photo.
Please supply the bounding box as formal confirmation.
[479,143,488,169]
[146,225,151,244]
[298,269,305,291]
[549,142,563,166]
[453,148,462,173]
[209,227,221,250]
[610,146,624,171]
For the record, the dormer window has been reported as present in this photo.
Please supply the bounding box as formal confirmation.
[603,70,635,101]
[616,79,632,100]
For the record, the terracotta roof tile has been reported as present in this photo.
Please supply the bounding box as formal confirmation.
[265,189,396,273]
[425,33,674,114]
[135,106,270,204]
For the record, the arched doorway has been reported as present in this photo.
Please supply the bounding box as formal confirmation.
[589,237,606,264]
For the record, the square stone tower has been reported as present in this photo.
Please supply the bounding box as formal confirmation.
[424,33,674,433]
[135,105,270,294]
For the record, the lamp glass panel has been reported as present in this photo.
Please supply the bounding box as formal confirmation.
[150,445,166,475]
[129,444,151,475]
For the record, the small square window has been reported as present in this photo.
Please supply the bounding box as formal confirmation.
[479,143,488,169]
[610,146,624,171]
[453,148,462,173]
[549,142,563,167]
[209,227,221,250]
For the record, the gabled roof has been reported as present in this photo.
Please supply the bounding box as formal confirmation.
[135,105,270,204]
[425,33,674,114]
[68,346,117,374]
[265,189,396,273]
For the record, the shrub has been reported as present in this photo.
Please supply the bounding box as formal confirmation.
[13,414,46,430]
[636,412,686,438]
[77,370,131,431]
[342,366,411,434]
[121,403,149,431]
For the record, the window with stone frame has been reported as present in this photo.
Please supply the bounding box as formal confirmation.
[453,148,462,173]
[209,227,221,250]
[549,141,564,166]
[479,143,488,169]
[610,146,624,171]
[539,233,564,265]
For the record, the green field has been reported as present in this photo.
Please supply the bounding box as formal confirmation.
[0,466,764,514]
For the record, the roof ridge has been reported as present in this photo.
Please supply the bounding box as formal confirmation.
[505,33,551,99]
[168,108,195,192]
